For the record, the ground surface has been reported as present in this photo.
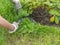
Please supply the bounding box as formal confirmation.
[0,18,60,45]
[30,7,60,27]
[0,0,60,45]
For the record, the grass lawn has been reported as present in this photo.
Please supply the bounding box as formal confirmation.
[0,0,60,45]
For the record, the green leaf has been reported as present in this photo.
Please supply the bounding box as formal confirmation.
[49,9,59,16]
[50,16,55,23]
[55,16,59,24]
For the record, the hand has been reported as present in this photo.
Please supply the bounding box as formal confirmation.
[9,22,19,33]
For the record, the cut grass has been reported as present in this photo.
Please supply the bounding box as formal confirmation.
[0,0,60,45]
[0,18,60,45]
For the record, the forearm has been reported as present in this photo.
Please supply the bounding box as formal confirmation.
[0,16,15,30]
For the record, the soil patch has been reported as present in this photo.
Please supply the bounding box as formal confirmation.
[30,7,60,27]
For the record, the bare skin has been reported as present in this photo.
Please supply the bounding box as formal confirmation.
[0,0,21,31]
[0,16,15,31]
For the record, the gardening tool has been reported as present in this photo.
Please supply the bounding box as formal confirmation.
[13,0,36,24]
[12,0,22,24]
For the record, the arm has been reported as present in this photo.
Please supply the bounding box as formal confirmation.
[0,16,15,31]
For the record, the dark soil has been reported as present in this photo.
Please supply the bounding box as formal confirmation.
[30,7,60,27]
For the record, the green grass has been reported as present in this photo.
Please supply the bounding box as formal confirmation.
[0,18,60,45]
[0,0,60,45]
